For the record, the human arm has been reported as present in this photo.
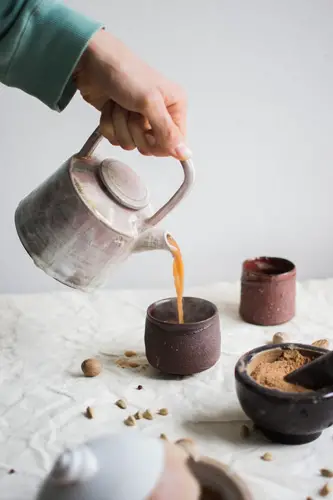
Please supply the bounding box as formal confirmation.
[0,1,191,159]
[0,0,102,111]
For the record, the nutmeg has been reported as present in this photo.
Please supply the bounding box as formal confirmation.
[81,358,102,377]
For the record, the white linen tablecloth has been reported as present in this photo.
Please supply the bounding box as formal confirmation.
[1,279,333,500]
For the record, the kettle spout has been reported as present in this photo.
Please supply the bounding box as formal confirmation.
[132,228,176,254]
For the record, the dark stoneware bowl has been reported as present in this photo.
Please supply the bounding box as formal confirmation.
[239,256,296,326]
[190,457,253,500]
[235,343,333,444]
[145,297,221,376]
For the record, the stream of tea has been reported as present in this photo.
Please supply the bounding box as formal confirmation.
[167,235,184,323]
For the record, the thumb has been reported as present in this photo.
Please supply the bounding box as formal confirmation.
[145,96,192,160]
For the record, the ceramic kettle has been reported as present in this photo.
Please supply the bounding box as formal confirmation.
[15,127,195,292]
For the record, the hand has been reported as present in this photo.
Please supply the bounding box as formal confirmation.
[74,30,191,160]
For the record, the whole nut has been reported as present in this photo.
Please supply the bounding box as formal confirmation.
[143,409,153,420]
[312,339,329,349]
[272,332,288,344]
[261,452,273,461]
[81,358,102,377]
[158,408,169,416]
[115,399,127,410]
[85,406,94,419]
[124,415,136,427]
[321,469,333,478]
[319,483,332,497]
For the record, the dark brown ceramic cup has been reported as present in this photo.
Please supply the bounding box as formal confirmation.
[145,297,221,376]
[239,256,296,326]
[190,457,252,500]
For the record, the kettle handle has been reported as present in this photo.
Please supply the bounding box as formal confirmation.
[78,127,103,158]
[78,127,195,226]
[145,156,195,226]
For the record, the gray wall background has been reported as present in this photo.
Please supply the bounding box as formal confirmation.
[1,0,333,293]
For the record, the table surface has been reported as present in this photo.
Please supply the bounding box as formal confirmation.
[1,279,333,500]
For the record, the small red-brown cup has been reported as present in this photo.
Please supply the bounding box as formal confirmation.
[239,257,296,326]
[145,297,221,376]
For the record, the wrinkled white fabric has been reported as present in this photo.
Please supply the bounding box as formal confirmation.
[1,279,333,500]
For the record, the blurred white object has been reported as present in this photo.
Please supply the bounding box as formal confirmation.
[36,433,165,500]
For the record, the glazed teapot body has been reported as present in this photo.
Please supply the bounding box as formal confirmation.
[15,128,195,291]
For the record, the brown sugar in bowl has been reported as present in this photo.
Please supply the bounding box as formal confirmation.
[144,297,221,376]
[239,256,296,326]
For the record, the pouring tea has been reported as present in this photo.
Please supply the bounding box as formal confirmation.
[15,127,195,295]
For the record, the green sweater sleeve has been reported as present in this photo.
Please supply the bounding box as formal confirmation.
[0,1,103,111]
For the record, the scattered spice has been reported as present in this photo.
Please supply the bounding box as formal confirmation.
[251,349,313,392]
[137,385,143,390]
[240,424,250,439]
[134,411,143,420]
[124,415,136,427]
[8,469,15,475]
[312,339,329,349]
[321,470,333,478]
[143,409,153,420]
[261,452,273,461]
[81,358,101,377]
[116,357,148,370]
[160,433,168,440]
[85,406,94,419]
[319,483,332,497]
[115,399,127,410]
[125,350,137,358]
[128,361,140,368]
[158,408,169,416]
[272,332,288,344]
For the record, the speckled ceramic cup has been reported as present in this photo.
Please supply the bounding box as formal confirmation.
[145,297,221,376]
[239,256,296,326]
[190,457,252,500]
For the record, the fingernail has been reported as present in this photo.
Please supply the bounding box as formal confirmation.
[175,143,192,160]
[146,133,156,146]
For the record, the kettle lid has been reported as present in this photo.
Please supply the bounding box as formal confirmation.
[99,159,149,210]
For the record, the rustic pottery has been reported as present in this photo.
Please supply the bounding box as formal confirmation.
[235,343,333,445]
[145,297,221,376]
[190,456,253,500]
[239,256,296,326]
[15,127,195,292]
